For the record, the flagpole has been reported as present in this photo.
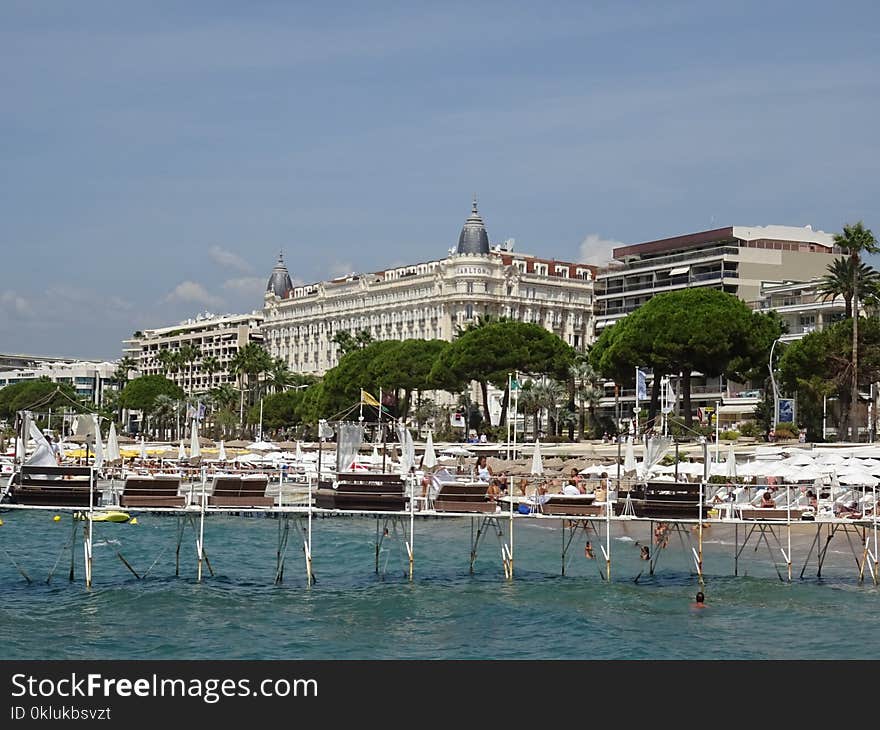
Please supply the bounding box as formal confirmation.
[634,367,639,437]
[507,373,512,461]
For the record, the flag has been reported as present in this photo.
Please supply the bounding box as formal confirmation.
[697,407,704,423]
[197,401,206,420]
[510,378,520,391]
[360,389,380,407]
[636,368,647,401]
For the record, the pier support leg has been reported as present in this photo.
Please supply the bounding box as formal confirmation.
[275,514,291,585]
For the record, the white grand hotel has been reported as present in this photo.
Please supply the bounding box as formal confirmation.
[261,201,597,374]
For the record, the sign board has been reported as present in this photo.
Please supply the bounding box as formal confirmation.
[777,398,795,424]
[450,412,466,428]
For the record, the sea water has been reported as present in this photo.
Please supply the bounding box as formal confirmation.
[1,511,877,659]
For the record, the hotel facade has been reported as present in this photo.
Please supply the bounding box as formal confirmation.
[262,202,597,375]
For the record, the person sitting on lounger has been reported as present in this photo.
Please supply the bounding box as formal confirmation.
[476,455,492,482]
[760,490,775,508]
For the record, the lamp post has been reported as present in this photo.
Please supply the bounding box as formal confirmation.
[769,337,783,435]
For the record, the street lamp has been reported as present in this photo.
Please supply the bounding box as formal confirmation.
[769,337,783,435]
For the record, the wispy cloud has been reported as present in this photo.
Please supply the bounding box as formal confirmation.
[209,246,252,273]
[578,234,624,267]
[0,290,35,319]
[222,276,265,297]
[328,261,354,278]
[163,281,224,308]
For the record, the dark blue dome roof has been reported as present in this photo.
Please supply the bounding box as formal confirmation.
[457,200,490,255]
[266,252,293,298]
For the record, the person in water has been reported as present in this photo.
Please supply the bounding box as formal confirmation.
[691,591,706,609]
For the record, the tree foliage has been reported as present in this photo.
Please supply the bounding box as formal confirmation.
[118,375,185,414]
[0,379,86,421]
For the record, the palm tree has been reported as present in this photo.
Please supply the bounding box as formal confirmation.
[150,394,178,441]
[177,344,201,397]
[155,349,177,379]
[833,222,879,440]
[266,357,295,394]
[201,355,221,391]
[570,357,602,439]
[517,381,541,439]
[817,257,880,319]
[229,343,274,434]
[112,355,138,426]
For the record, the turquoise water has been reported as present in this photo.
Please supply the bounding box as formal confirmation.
[1,511,878,659]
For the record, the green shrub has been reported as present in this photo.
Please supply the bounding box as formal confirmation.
[738,421,760,438]
[774,421,799,439]
[720,430,740,440]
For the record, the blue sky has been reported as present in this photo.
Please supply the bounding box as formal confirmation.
[2,1,878,359]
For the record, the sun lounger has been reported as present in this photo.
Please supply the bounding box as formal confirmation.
[433,481,496,513]
[208,474,273,508]
[10,465,100,507]
[315,472,406,511]
[737,506,805,520]
[119,475,185,508]
[540,493,602,516]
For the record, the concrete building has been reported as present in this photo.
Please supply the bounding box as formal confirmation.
[0,360,119,406]
[122,311,264,394]
[593,225,841,431]
[595,224,839,332]
[752,279,848,342]
[0,353,77,372]
[262,201,596,375]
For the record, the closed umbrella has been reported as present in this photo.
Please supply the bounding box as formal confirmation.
[93,416,105,471]
[178,439,186,460]
[726,442,737,480]
[623,438,636,474]
[190,421,201,461]
[295,441,303,461]
[218,440,227,461]
[422,431,437,470]
[530,440,544,475]
[139,437,147,460]
[106,422,121,464]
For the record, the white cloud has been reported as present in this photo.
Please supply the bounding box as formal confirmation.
[209,245,252,273]
[222,276,266,297]
[578,233,625,267]
[328,261,354,278]
[164,281,224,308]
[1,290,35,319]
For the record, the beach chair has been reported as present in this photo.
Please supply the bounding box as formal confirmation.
[208,474,273,508]
[433,480,496,513]
[315,472,406,511]
[10,465,100,507]
[540,493,602,516]
[119,475,185,508]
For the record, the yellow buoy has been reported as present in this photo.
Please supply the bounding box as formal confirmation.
[53,515,61,522]
[0,518,4,526]
[130,517,138,525]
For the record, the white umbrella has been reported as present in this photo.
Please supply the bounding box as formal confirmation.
[725,442,737,480]
[218,440,227,461]
[295,441,303,461]
[371,445,381,467]
[530,440,544,475]
[837,470,879,487]
[139,437,147,460]
[623,438,636,474]
[106,422,121,464]
[178,439,186,460]
[422,431,437,470]
[93,416,105,471]
[441,445,472,456]
[248,440,276,451]
[190,421,201,460]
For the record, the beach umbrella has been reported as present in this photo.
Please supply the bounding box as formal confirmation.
[190,421,201,461]
[218,440,227,461]
[178,439,186,460]
[423,431,437,470]
[725,442,737,480]
[106,422,121,464]
[623,438,636,474]
[295,441,303,461]
[92,416,105,471]
[371,445,381,467]
[837,470,879,487]
[248,440,276,451]
[530,440,544,475]
[139,437,147,460]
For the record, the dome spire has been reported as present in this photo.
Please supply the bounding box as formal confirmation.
[456,197,490,255]
[266,251,293,298]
